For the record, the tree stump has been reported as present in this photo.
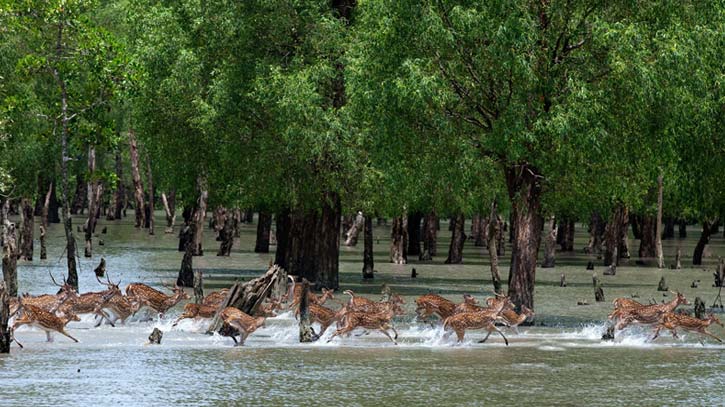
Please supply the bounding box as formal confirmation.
[560,273,567,287]
[94,258,106,277]
[594,286,605,302]
[586,261,594,271]
[714,257,724,287]
[206,265,286,334]
[657,276,668,292]
[148,328,163,344]
[601,325,615,341]
[193,270,204,304]
[603,264,616,276]
[298,279,317,343]
[592,273,600,288]
[0,282,11,353]
[694,297,706,319]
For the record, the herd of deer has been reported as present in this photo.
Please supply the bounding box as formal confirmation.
[6,272,722,347]
[608,291,723,344]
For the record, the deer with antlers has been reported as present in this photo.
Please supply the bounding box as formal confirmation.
[125,282,190,316]
[15,272,78,315]
[608,297,645,322]
[13,303,80,343]
[219,307,266,346]
[344,290,406,315]
[651,312,723,344]
[442,296,513,345]
[328,300,400,345]
[615,291,689,331]
[56,274,123,327]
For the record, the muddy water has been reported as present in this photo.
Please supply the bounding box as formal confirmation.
[1,214,723,406]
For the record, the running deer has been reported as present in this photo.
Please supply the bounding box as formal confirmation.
[102,294,140,325]
[651,312,723,344]
[17,272,78,314]
[328,301,399,345]
[13,303,80,343]
[344,290,405,314]
[442,296,513,345]
[126,283,190,315]
[201,288,230,308]
[608,297,644,321]
[219,307,266,346]
[308,303,349,337]
[500,305,534,333]
[57,274,123,326]
[615,291,689,331]
[286,277,335,313]
[256,298,283,317]
[416,293,486,323]
[172,303,218,327]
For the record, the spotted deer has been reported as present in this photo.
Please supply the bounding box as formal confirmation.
[202,289,230,308]
[102,294,140,325]
[126,283,190,315]
[13,303,80,343]
[57,274,123,326]
[308,303,349,337]
[287,277,335,314]
[172,303,218,327]
[615,291,689,331]
[442,296,513,345]
[651,312,723,343]
[344,290,405,315]
[256,298,283,317]
[608,297,644,322]
[16,272,78,314]
[416,293,486,323]
[219,307,266,346]
[328,301,399,345]
[500,305,534,333]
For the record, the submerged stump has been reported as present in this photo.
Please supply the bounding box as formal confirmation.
[657,276,668,292]
[148,328,163,344]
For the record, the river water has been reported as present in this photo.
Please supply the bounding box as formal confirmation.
[1,215,723,406]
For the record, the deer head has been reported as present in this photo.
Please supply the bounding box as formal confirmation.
[708,313,723,327]
[96,273,122,299]
[320,288,335,302]
[462,294,479,305]
[669,291,690,306]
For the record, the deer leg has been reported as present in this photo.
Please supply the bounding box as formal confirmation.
[702,330,722,343]
[59,329,79,343]
[379,329,397,345]
[391,326,399,340]
[494,327,509,346]
[46,331,53,342]
[650,326,662,341]
[172,315,187,327]
[478,331,492,344]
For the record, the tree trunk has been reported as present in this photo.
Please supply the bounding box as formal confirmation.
[84,145,99,257]
[1,202,19,297]
[557,219,575,251]
[212,206,225,240]
[618,210,631,259]
[254,211,272,253]
[285,193,341,289]
[406,212,422,255]
[217,211,234,256]
[274,209,291,270]
[488,202,502,294]
[243,209,254,223]
[420,210,437,260]
[585,213,605,255]
[362,215,374,279]
[390,215,407,265]
[345,212,364,247]
[177,220,196,287]
[52,41,79,289]
[231,208,241,237]
[663,217,675,239]
[161,191,176,233]
[692,221,713,266]
[0,282,11,353]
[630,215,643,240]
[638,215,657,259]
[505,164,544,312]
[129,129,146,228]
[146,157,155,235]
[678,219,687,238]
[655,173,665,268]
[445,213,465,264]
[298,279,315,342]
[542,215,557,268]
[604,205,628,266]
[39,183,52,260]
[192,181,208,256]
[19,198,34,261]
[112,150,124,220]
[70,176,86,215]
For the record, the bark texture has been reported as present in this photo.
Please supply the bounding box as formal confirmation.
[655,174,665,268]
[638,215,657,259]
[445,213,465,264]
[129,129,146,228]
[362,215,374,279]
[1,202,19,297]
[692,221,713,266]
[20,198,34,261]
[390,216,408,265]
[406,212,422,255]
[254,211,272,253]
[488,202,502,294]
[161,191,176,233]
[541,215,557,268]
[344,212,364,247]
[420,210,437,260]
[505,164,544,312]
[192,183,208,256]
